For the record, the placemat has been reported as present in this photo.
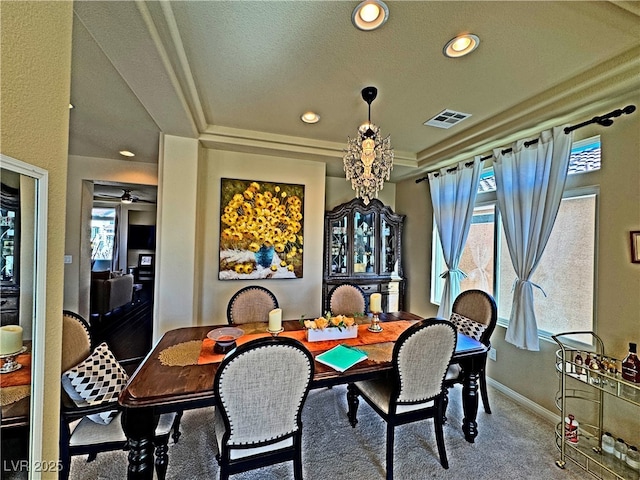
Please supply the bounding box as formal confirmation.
[0,353,31,388]
[0,385,30,406]
[197,321,413,365]
[158,340,203,367]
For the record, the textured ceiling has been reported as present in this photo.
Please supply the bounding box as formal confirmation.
[68,1,640,185]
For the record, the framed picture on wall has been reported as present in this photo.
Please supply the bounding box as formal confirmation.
[139,254,154,267]
[219,178,304,279]
[631,231,640,263]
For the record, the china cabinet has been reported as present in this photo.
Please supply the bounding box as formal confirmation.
[323,198,405,313]
[553,331,640,480]
[1,183,20,326]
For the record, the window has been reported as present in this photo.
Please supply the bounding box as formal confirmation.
[91,207,115,261]
[477,135,601,193]
[431,137,599,339]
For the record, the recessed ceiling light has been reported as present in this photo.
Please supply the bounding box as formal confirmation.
[443,34,480,58]
[119,150,135,157]
[352,0,389,31]
[301,112,321,124]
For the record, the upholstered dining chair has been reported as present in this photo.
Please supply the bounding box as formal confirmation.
[328,283,365,316]
[226,285,279,324]
[444,289,498,415]
[59,310,180,480]
[213,336,314,480]
[347,318,457,479]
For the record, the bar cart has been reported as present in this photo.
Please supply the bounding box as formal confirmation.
[553,331,640,479]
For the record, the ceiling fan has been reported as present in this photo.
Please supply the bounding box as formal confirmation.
[93,188,155,204]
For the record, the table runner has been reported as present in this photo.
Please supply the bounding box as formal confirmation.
[0,352,31,388]
[197,321,414,365]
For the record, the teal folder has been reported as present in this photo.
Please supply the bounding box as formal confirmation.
[315,344,368,372]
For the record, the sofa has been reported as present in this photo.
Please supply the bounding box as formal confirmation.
[90,270,134,316]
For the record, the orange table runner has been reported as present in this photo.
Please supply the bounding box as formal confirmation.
[198,321,414,365]
[0,353,32,388]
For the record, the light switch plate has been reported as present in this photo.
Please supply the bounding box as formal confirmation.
[64,255,72,264]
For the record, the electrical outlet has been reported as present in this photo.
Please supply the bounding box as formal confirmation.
[64,255,72,264]
[489,347,497,361]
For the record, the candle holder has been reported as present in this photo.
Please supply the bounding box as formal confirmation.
[368,312,383,333]
[0,345,27,374]
[267,327,284,337]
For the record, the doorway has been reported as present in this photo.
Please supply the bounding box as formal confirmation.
[89,182,157,370]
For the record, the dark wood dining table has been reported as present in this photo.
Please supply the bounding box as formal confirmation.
[119,312,487,479]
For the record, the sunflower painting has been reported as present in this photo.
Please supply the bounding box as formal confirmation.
[219,178,304,279]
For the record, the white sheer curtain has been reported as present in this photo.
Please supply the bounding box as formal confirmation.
[493,126,573,351]
[110,204,121,272]
[428,157,482,319]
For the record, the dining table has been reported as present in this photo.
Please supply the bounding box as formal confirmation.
[119,312,488,479]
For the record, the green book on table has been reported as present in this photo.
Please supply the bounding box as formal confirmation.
[315,344,368,372]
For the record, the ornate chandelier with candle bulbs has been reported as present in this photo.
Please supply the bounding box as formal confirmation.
[343,86,394,204]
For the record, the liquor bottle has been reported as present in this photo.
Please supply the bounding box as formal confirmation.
[574,351,584,375]
[621,342,640,384]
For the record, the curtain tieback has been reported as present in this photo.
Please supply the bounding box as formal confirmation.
[512,278,547,297]
[440,268,468,279]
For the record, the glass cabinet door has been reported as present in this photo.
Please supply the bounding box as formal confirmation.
[381,217,396,275]
[353,211,375,274]
[1,205,17,283]
[330,216,348,274]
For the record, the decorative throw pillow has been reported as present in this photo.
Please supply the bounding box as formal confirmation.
[450,312,487,342]
[61,342,129,425]
[110,270,124,278]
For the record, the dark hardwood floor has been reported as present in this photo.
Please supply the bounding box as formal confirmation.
[90,283,155,373]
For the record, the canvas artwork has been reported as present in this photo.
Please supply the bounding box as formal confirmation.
[219,179,304,279]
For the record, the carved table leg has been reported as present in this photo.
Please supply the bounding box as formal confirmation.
[347,383,360,427]
[461,367,480,443]
[122,407,158,480]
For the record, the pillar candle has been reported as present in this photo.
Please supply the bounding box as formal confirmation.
[268,308,282,332]
[370,293,382,313]
[0,325,23,355]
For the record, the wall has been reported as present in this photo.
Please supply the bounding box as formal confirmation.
[0,0,73,470]
[196,149,326,325]
[396,89,640,442]
[325,176,396,211]
[64,155,158,316]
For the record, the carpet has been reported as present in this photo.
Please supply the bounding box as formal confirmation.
[67,384,589,479]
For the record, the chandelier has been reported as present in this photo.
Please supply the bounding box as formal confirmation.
[343,86,394,204]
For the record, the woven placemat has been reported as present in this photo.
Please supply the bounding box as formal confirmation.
[158,340,202,367]
[1,385,30,406]
[360,343,394,363]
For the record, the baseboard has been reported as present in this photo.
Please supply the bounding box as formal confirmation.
[486,376,558,424]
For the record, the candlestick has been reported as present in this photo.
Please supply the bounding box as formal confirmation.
[268,308,282,333]
[369,293,382,313]
[0,325,23,355]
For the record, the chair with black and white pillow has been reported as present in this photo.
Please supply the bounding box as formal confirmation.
[59,310,180,480]
[444,289,498,417]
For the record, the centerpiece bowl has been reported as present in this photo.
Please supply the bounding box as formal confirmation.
[207,327,244,354]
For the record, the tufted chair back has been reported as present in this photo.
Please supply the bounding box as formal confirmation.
[226,286,279,324]
[328,283,365,316]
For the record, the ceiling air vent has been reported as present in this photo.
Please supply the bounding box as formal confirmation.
[424,109,471,129]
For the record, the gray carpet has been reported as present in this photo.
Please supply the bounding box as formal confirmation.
[70,384,588,479]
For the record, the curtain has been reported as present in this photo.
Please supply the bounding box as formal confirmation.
[428,157,482,319]
[110,205,121,272]
[493,126,573,351]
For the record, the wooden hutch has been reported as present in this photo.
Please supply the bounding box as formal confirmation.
[323,198,405,313]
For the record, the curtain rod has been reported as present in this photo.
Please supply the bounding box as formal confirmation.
[415,104,636,183]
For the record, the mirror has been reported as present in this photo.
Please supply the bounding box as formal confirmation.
[0,154,48,479]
